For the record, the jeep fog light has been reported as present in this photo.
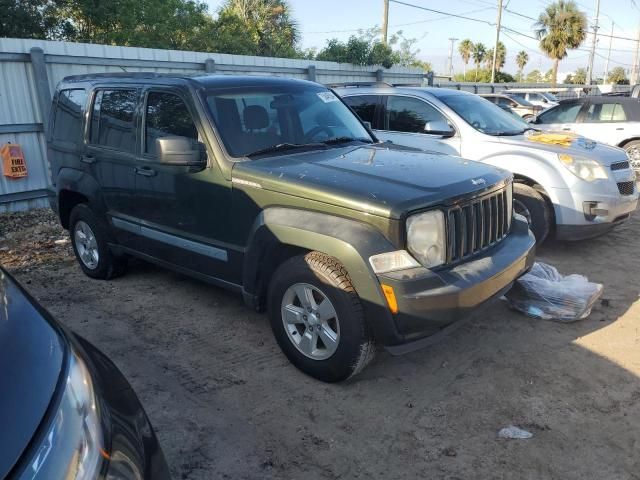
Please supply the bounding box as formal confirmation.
[369,250,420,274]
[406,210,446,268]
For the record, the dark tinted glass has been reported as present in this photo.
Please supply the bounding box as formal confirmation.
[343,95,378,125]
[53,89,87,143]
[385,96,447,133]
[537,103,582,124]
[145,92,198,155]
[204,85,372,157]
[90,89,138,152]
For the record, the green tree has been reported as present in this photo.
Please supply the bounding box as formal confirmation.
[543,68,554,82]
[526,69,542,83]
[516,51,529,82]
[211,0,300,57]
[472,42,486,81]
[458,39,474,80]
[0,0,71,39]
[485,41,507,72]
[535,0,587,86]
[607,66,627,84]
[565,67,586,84]
[315,27,429,68]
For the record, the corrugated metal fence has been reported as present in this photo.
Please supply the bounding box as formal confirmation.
[0,38,426,212]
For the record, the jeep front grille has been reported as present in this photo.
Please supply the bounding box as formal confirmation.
[617,180,636,196]
[446,186,512,263]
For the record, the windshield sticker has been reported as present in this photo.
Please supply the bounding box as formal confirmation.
[317,91,338,103]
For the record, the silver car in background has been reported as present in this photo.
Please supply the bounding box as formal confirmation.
[337,85,638,243]
[532,96,640,173]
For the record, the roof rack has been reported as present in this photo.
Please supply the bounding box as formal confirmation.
[62,72,184,82]
[326,81,393,88]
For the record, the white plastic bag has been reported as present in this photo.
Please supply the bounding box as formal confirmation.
[505,262,603,322]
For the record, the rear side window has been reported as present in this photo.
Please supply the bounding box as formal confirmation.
[90,89,138,152]
[537,103,582,124]
[343,95,378,126]
[145,92,198,155]
[496,97,516,107]
[384,96,448,133]
[585,103,627,122]
[52,89,87,143]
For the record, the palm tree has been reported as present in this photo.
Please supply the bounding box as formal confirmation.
[472,42,486,81]
[535,0,587,86]
[516,51,529,82]
[223,0,300,57]
[458,39,474,80]
[485,42,507,72]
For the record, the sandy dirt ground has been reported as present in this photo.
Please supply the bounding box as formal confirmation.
[1,209,639,480]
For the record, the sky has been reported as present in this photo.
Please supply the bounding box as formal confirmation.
[203,0,640,80]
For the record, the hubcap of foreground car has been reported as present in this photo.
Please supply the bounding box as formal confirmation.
[74,221,99,269]
[513,199,532,226]
[281,283,340,360]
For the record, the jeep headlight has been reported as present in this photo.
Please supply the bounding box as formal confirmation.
[558,154,608,182]
[406,210,446,268]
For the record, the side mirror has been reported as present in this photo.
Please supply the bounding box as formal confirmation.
[156,136,206,166]
[362,121,372,129]
[424,120,455,137]
[528,116,539,124]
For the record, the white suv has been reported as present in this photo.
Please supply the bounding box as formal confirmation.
[337,85,638,242]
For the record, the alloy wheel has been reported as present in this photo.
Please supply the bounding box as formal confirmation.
[281,283,340,360]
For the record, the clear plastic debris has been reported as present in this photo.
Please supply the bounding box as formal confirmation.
[506,262,603,322]
[498,426,533,439]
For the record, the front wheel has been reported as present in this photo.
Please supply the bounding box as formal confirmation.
[268,252,375,382]
[69,204,127,279]
[513,183,552,244]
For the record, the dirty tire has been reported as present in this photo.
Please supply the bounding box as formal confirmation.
[268,252,375,382]
[69,204,126,280]
[513,183,552,244]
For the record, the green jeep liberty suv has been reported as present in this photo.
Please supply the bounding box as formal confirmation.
[47,73,535,382]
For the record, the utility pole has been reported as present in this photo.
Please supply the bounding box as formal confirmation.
[603,21,614,84]
[447,38,458,79]
[633,25,640,85]
[382,0,390,45]
[491,0,503,84]
[585,0,601,86]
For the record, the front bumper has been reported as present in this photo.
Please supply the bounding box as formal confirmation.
[375,217,535,354]
[553,173,638,240]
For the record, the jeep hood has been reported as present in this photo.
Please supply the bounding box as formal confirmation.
[494,131,628,166]
[232,145,510,218]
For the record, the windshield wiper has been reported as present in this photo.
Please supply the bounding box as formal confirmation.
[246,142,326,158]
[487,130,528,136]
[322,136,373,145]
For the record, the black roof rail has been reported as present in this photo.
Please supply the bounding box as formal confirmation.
[61,72,190,82]
[326,81,393,88]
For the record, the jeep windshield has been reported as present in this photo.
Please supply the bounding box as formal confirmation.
[437,93,532,136]
[203,85,374,158]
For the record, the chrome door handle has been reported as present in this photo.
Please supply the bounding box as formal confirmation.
[135,166,156,177]
[80,155,95,164]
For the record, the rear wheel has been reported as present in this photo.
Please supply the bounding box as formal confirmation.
[268,252,375,382]
[513,183,552,244]
[69,204,126,279]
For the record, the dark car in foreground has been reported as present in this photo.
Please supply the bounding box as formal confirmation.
[0,267,170,479]
[47,73,535,382]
